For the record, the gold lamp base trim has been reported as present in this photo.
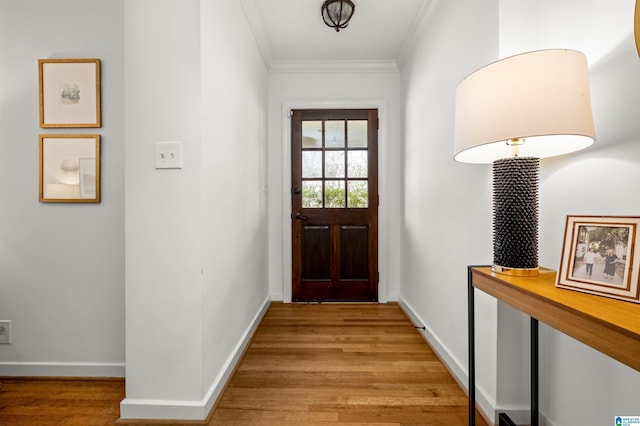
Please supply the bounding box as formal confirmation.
[492,264,539,277]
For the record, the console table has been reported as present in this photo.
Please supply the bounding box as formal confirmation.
[467,265,640,426]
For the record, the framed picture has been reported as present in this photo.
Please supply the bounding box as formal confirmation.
[38,58,101,128]
[557,215,640,303]
[39,134,101,203]
[636,0,639,57]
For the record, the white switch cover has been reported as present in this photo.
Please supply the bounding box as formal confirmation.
[155,141,182,169]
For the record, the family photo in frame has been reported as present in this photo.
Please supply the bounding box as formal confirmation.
[557,215,640,303]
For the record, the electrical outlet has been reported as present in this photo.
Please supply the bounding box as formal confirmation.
[0,320,11,344]
[155,141,182,169]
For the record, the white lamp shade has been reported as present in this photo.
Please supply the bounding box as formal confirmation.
[454,49,595,164]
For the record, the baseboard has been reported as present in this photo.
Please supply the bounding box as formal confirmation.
[398,297,496,426]
[118,296,271,421]
[0,362,125,377]
[200,296,271,418]
[494,407,530,425]
[493,407,552,426]
[386,291,399,301]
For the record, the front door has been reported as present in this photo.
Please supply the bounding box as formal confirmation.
[291,109,378,302]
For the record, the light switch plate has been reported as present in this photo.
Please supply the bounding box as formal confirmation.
[155,141,182,169]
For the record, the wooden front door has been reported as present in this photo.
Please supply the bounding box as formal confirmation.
[291,109,378,302]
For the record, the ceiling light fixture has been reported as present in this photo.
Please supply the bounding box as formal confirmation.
[321,0,355,32]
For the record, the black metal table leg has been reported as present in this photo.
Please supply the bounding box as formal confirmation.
[531,317,539,426]
[468,266,476,426]
[468,266,541,426]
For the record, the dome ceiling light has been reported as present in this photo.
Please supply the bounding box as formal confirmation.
[321,0,355,32]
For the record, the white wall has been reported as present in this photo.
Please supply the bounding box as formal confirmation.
[399,0,499,420]
[0,0,125,377]
[122,0,269,419]
[400,0,640,424]
[523,6,640,425]
[496,2,640,424]
[123,0,205,411]
[200,0,269,404]
[531,39,640,422]
[267,70,402,303]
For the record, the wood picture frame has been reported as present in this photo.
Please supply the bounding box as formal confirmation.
[636,0,640,57]
[557,215,640,303]
[38,58,101,128]
[39,134,101,203]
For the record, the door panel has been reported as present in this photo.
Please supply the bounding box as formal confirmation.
[340,225,368,279]
[291,109,378,302]
[302,226,331,279]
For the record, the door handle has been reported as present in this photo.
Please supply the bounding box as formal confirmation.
[294,212,307,220]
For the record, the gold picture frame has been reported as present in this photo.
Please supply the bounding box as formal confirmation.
[39,134,101,203]
[557,215,640,303]
[38,58,101,128]
[636,0,640,57]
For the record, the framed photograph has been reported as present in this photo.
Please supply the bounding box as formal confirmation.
[635,0,639,56]
[38,58,101,128]
[39,134,101,203]
[557,215,640,303]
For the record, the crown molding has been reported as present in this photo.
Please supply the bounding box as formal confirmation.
[239,0,273,68]
[268,59,399,73]
[396,0,442,70]
[240,0,433,74]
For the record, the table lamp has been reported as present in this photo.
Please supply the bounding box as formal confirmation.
[454,49,595,276]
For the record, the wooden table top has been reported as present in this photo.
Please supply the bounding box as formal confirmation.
[471,266,640,372]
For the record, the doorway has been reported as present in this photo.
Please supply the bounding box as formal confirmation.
[290,109,379,301]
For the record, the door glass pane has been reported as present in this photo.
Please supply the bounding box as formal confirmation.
[347,151,367,178]
[325,181,345,208]
[302,181,323,208]
[325,151,345,178]
[325,120,345,148]
[302,121,322,148]
[348,181,368,208]
[347,120,367,148]
[302,151,322,178]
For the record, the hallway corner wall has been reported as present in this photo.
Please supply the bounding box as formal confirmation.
[122,0,269,419]
[0,0,125,378]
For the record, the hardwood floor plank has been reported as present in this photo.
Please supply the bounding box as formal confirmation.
[0,303,489,425]
[210,408,339,422]
[210,302,488,425]
[0,377,124,425]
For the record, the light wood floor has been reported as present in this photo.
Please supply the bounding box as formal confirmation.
[0,302,488,425]
[0,377,124,425]
[210,302,487,425]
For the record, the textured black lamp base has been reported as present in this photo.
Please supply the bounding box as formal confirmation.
[492,157,539,276]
